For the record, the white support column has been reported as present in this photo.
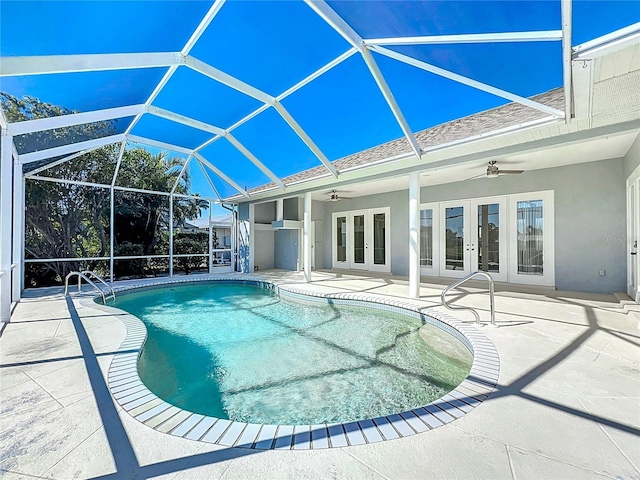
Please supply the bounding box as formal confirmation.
[409,172,420,299]
[276,199,284,221]
[303,192,312,283]
[0,131,13,322]
[12,161,24,301]
[109,187,115,283]
[249,204,255,273]
[208,200,214,274]
[169,195,174,277]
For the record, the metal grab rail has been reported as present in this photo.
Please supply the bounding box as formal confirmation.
[81,270,116,300]
[441,271,496,326]
[64,271,115,304]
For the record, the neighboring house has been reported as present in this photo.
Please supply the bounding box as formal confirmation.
[177,215,234,264]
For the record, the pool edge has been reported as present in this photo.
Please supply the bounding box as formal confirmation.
[79,275,500,450]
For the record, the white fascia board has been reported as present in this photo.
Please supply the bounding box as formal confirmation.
[1,52,183,76]
[225,133,286,189]
[364,31,562,46]
[19,133,126,164]
[561,0,573,121]
[371,45,566,119]
[193,152,249,198]
[361,48,422,159]
[571,59,593,120]
[304,0,363,49]
[8,104,145,135]
[181,0,226,56]
[573,23,640,60]
[186,56,275,105]
[277,48,358,100]
[127,135,193,155]
[147,106,226,136]
[272,102,339,177]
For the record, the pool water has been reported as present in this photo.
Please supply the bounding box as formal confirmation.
[113,283,472,425]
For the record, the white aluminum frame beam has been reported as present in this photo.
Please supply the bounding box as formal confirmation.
[370,45,566,119]
[1,132,14,320]
[8,104,145,136]
[360,48,422,158]
[125,2,225,136]
[127,135,192,155]
[0,104,8,131]
[194,152,249,198]
[186,56,275,104]
[147,106,226,136]
[195,159,223,201]
[28,174,216,200]
[277,48,358,100]
[573,22,640,60]
[561,0,573,122]
[225,134,285,189]
[0,52,182,77]
[19,133,126,164]
[171,155,192,194]
[125,65,178,136]
[364,31,562,46]
[111,141,127,187]
[25,145,103,177]
[272,102,339,177]
[182,0,226,56]
[305,0,422,159]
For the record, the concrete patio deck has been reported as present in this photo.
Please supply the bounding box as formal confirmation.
[1,269,638,479]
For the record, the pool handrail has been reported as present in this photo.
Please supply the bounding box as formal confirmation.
[64,270,115,304]
[441,271,496,326]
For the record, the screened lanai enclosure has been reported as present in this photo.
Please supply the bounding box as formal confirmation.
[1,0,640,323]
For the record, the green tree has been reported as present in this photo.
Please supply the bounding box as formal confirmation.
[2,93,205,285]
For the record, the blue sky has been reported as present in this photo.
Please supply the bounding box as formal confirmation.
[1,0,638,202]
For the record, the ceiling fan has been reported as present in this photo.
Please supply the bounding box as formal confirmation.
[469,160,525,180]
[323,190,352,202]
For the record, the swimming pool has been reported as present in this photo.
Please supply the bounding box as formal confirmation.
[101,277,500,449]
[114,282,472,425]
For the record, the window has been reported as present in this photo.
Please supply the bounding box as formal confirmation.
[516,200,544,275]
[420,209,433,266]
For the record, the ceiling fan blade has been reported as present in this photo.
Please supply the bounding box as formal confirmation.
[465,173,486,181]
[498,170,524,175]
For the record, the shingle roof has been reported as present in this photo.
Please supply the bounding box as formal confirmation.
[231,88,564,199]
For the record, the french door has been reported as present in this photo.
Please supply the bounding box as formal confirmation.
[420,192,553,286]
[332,208,390,272]
[436,198,508,281]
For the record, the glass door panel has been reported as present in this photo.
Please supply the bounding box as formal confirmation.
[353,215,365,263]
[372,213,386,265]
[420,209,433,267]
[440,203,470,278]
[351,214,367,269]
[471,198,508,282]
[336,216,347,263]
[445,206,465,271]
[368,208,390,272]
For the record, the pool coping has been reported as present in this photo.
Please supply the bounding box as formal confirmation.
[81,275,500,450]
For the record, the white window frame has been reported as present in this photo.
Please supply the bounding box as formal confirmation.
[331,207,391,272]
[508,190,555,287]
